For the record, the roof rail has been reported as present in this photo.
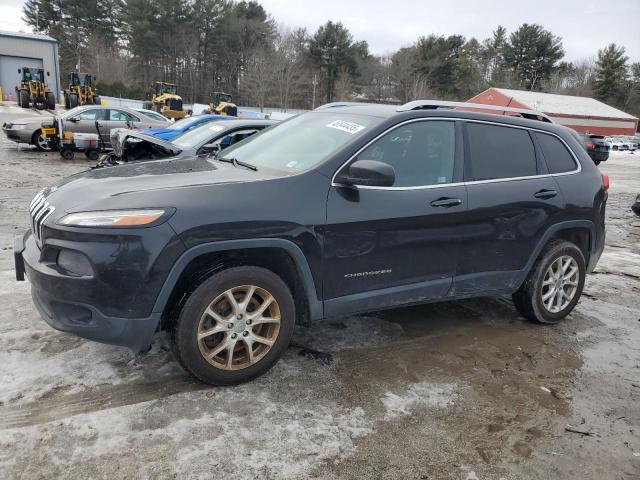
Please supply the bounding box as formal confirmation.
[314,102,378,110]
[397,100,553,123]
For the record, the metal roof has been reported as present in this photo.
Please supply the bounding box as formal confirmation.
[493,88,637,120]
[0,29,58,44]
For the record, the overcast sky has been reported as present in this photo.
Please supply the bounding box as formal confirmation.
[2,0,639,61]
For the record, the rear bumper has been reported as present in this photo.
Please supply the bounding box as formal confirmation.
[587,150,609,162]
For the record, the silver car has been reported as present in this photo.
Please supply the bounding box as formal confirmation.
[2,105,168,151]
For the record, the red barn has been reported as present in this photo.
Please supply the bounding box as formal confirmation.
[468,88,638,135]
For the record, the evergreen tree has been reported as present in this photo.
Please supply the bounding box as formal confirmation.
[593,44,629,107]
[505,24,564,90]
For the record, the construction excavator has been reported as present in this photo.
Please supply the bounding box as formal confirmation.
[143,82,186,119]
[63,73,100,108]
[15,67,56,110]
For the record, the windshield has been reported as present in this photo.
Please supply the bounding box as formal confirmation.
[59,106,86,119]
[219,112,381,172]
[172,122,228,148]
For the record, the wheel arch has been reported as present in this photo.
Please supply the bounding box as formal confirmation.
[516,220,595,288]
[153,239,323,331]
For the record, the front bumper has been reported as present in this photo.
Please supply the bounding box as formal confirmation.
[15,232,165,352]
[2,127,32,144]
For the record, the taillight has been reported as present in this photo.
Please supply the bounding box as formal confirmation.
[587,143,595,149]
[601,173,609,190]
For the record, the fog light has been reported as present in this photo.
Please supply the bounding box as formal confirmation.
[57,249,94,277]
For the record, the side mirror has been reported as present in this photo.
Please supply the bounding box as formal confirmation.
[334,160,395,187]
[200,143,221,155]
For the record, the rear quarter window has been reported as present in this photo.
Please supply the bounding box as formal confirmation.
[535,132,577,174]
[465,122,537,181]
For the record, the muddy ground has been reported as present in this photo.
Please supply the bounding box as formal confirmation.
[0,110,638,479]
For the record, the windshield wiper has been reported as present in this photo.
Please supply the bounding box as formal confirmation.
[216,156,258,171]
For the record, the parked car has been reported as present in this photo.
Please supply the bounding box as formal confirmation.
[15,101,608,385]
[604,136,624,151]
[2,105,168,151]
[578,133,610,165]
[100,119,275,165]
[134,108,171,123]
[614,136,631,151]
[142,113,230,141]
[623,136,638,151]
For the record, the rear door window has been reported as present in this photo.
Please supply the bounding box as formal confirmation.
[535,132,577,174]
[465,123,537,181]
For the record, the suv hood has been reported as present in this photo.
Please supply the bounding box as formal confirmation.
[43,156,276,214]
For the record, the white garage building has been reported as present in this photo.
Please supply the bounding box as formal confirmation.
[0,30,60,103]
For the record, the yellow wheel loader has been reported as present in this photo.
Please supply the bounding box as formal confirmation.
[143,82,186,119]
[15,67,56,110]
[210,91,238,116]
[63,73,100,109]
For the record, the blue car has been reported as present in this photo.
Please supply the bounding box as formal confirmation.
[143,114,230,141]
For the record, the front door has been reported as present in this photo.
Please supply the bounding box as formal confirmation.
[324,119,467,317]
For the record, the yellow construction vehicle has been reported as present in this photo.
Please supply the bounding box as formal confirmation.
[15,67,56,110]
[143,82,186,119]
[63,73,100,109]
[210,91,238,116]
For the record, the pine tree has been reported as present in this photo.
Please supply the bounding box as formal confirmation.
[593,44,629,108]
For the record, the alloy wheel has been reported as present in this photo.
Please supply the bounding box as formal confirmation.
[197,285,281,370]
[541,255,579,313]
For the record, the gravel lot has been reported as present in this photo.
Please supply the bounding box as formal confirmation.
[0,109,639,480]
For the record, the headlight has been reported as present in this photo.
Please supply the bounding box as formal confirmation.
[10,124,26,130]
[58,209,168,227]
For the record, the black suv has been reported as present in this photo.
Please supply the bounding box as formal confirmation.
[15,101,608,385]
[578,133,610,165]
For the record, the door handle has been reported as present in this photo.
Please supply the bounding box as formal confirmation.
[430,197,462,208]
[534,189,558,200]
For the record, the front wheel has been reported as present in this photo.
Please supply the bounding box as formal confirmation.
[513,240,586,324]
[32,129,53,151]
[172,266,295,385]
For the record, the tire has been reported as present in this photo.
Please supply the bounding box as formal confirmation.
[19,89,30,108]
[60,148,75,160]
[63,93,69,109]
[594,160,600,166]
[32,129,53,151]
[513,240,586,324]
[85,149,99,161]
[93,95,101,105]
[172,266,295,385]
[46,92,56,110]
[68,93,79,108]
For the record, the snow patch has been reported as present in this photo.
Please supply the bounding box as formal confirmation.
[381,381,457,420]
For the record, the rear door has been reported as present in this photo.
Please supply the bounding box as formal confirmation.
[324,119,467,316]
[454,121,565,296]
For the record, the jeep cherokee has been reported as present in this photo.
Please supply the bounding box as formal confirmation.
[15,101,608,385]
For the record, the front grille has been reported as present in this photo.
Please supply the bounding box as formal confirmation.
[168,99,183,111]
[29,190,55,245]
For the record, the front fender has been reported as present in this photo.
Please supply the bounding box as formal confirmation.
[151,238,323,320]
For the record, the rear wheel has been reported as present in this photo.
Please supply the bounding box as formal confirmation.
[68,93,79,108]
[32,129,53,151]
[172,266,295,385]
[46,92,55,110]
[513,240,585,324]
[19,89,30,108]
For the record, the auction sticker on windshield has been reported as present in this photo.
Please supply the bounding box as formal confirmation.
[326,120,366,134]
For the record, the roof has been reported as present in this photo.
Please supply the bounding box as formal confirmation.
[492,88,637,120]
[0,29,58,44]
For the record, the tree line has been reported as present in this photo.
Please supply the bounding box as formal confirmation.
[22,0,640,117]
